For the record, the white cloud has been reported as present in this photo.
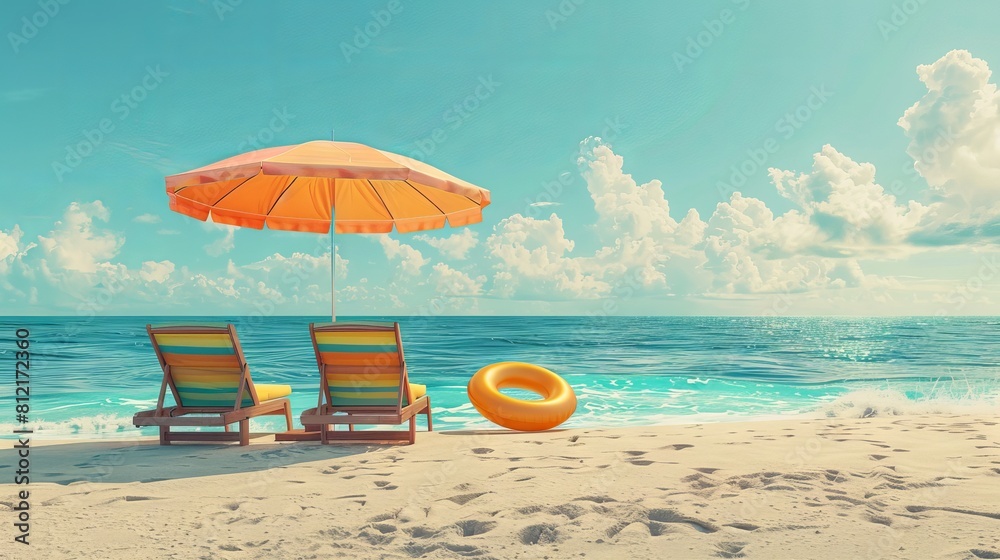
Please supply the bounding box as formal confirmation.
[203,224,236,256]
[0,225,26,266]
[133,213,161,224]
[486,140,714,300]
[581,140,706,252]
[139,260,175,283]
[37,201,123,274]
[428,263,485,296]
[377,236,428,275]
[415,229,479,260]
[766,145,931,257]
[898,49,1000,211]
[487,213,610,299]
[703,193,867,293]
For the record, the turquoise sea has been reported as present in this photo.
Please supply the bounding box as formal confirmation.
[1,316,998,439]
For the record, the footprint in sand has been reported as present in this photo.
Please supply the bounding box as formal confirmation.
[548,503,587,519]
[445,492,489,505]
[368,510,400,522]
[405,526,438,539]
[970,550,1000,559]
[715,541,748,558]
[454,520,496,537]
[866,513,892,526]
[724,522,759,531]
[373,480,398,490]
[573,495,617,504]
[665,444,694,451]
[647,508,718,533]
[358,525,395,545]
[402,543,440,557]
[906,505,1000,520]
[519,524,559,545]
[471,448,494,455]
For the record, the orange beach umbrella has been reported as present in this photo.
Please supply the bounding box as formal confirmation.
[165,140,491,318]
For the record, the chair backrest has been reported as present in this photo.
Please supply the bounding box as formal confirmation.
[147,324,257,409]
[310,321,411,409]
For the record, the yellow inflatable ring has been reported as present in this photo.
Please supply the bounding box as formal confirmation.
[467,362,577,431]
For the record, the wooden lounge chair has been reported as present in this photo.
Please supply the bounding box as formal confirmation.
[133,324,293,446]
[297,321,432,444]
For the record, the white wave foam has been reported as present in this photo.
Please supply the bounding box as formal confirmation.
[0,414,138,439]
[820,388,1000,418]
[0,414,299,440]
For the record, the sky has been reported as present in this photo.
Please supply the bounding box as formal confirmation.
[2,0,1000,316]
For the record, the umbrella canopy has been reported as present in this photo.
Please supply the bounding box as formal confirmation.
[166,141,491,234]
[164,140,491,319]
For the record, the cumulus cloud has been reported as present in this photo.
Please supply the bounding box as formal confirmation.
[428,263,485,296]
[0,226,27,267]
[139,260,175,283]
[765,145,931,257]
[703,193,867,293]
[582,140,706,252]
[898,49,1000,210]
[378,236,428,275]
[415,229,479,260]
[487,213,610,299]
[486,141,709,299]
[203,224,236,256]
[37,201,123,274]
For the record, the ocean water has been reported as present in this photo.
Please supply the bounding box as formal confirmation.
[1,316,998,439]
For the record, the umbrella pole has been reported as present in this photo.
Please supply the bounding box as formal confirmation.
[330,224,337,322]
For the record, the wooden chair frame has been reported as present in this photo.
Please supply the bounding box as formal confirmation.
[297,322,432,445]
[133,324,292,446]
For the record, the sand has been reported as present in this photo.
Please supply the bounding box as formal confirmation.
[3,414,1000,560]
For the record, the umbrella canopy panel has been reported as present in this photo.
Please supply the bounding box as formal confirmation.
[165,141,490,234]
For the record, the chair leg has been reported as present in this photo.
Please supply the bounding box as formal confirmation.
[224,424,231,432]
[348,424,354,432]
[239,419,250,446]
[408,416,416,444]
[320,423,328,445]
[283,402,293,430]
[425,398,433,432]
[159,426,170,445]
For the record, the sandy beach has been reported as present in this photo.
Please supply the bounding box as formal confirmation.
[2,414,998,560]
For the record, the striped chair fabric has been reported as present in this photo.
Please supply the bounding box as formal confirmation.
[313,322,410,407]
[151,330,253,408]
